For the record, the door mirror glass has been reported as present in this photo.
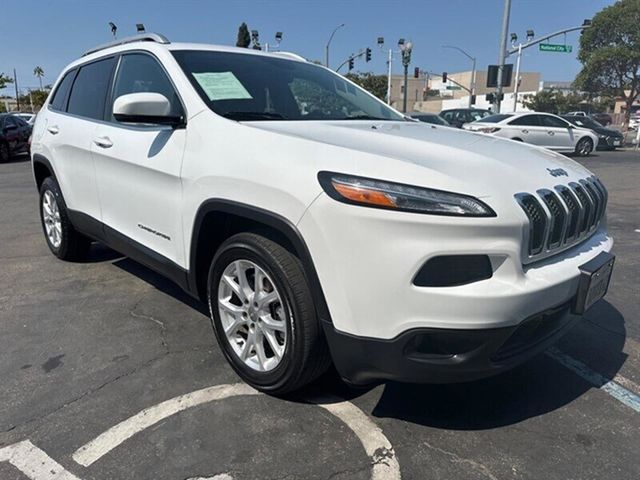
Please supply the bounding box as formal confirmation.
[113,92,183,126]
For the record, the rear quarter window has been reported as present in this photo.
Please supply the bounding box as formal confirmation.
[49,69,76,111]
[67,57,116,120]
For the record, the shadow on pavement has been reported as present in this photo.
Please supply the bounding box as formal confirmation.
[87,243,628,430]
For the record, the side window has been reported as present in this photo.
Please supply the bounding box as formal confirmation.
[5,116,18,127]
[441,111,452,121]
[49,69,76,111]
[111,53,183,119]
[14,117,28,127]
[509,115,541,127]
[67,57,116,120]
[540,115,570,128]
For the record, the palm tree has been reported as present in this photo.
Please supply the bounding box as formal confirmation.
[33,66,44,90]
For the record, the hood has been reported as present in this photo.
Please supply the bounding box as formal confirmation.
[592,126,623,137]
[246,120,593,196]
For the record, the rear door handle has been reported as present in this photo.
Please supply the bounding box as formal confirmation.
[93,136,113,148]
[47,126,59,135]
[548,131,555,136]
[522,129,529,134]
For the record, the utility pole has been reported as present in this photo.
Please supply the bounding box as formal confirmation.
[494,0,512,112]
[509,22,591,112]
[387,48,393,105]
[13,69,19,111]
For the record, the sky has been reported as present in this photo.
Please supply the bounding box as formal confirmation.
[0,0,614,93]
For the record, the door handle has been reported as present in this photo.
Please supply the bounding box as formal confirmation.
[548,131,555,136]
[93,136,113,148]
[522,129,529,134]
[47,126,59,135]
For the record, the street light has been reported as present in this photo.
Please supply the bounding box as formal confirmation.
[325,23,345,68]
[442,45,477,107]
[251,30,261,50]
[399,40,413,113]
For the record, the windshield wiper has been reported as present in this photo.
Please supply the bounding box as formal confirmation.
[222,111,286,121]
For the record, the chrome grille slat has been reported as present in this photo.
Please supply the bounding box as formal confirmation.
[516,177,607,263]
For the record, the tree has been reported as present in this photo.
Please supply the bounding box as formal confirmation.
[18,89,49,111]
[345,72,388,101]
[574,0,640,127]
[236,23,251,48]
[34,66,45,90]
[0,72,13,90]
[522,89,587,114]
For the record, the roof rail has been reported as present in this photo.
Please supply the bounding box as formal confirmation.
[82,33,170,57]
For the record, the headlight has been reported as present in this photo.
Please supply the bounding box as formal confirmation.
[598,134,607,139]
[318,172,496,217]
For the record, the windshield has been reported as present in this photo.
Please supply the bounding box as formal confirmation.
[470,110,491,121]
[567,117,603,129]
[172,50,405,122]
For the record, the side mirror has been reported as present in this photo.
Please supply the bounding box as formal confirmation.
[113,92,184,127]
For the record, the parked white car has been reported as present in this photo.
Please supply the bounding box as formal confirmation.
[31,34,614,393]
[464,112,600,156]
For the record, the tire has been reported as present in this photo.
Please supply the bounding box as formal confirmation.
[0,142,10,163]
[207,232,331,394]
[39,177,91,261]
[575,137,594,157]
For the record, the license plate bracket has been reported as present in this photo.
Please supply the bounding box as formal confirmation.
[572,252,615,315]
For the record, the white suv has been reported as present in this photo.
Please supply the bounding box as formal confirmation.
[31,34,614,394]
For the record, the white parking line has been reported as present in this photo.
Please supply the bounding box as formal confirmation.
[72,383,401,480]
[547,347,640,413]
[0,440,80,480]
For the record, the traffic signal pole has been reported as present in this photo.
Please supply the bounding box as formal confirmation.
[494,0,512,112]
[509,23,591,112]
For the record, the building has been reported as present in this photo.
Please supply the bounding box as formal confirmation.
[391,69,541,113]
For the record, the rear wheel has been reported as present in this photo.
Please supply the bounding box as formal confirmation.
[575,137,594,157]
[39,177,91,261]
[207,232,331,394]
[0,143,10,163]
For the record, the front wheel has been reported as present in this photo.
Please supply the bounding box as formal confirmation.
[207,232,331,394]
[39,177,92,261]
[575,137,594,157]
[0,143,10,163]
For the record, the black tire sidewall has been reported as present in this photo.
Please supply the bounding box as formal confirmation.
[207,237,309,392]
[0,143,9,163]
[576,137,593,156]
[39,177,70,258]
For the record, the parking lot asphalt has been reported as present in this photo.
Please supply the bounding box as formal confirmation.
[1,149,639,480]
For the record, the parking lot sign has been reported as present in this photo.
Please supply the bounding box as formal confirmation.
[539,43,573,53]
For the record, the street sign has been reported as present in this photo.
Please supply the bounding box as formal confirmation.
[445,86,462,90]
[539,43,573,53]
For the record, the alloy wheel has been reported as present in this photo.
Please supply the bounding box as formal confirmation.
[217,259,288,372]
[42,190,62,248]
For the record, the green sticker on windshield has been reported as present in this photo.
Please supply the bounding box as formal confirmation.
[192,72,253,101]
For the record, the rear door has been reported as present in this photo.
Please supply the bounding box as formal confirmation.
[539,114,574,150]
[2,116,21,151]
[44,58,116,222]
[92,52,187,266]
[506,114,546,145]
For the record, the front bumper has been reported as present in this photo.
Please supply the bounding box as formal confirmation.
[597,136,623,149]
[322,301,578,385]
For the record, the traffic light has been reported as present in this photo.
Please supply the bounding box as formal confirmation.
[485,93,495,103]
[442,72,447,83]
[348,57,354,71]
[365,48,372,62]
[470,95,477,105]
[414,67,420,78]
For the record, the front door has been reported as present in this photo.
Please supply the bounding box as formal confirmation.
[539,115,573,150]
[92,52,187,267]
